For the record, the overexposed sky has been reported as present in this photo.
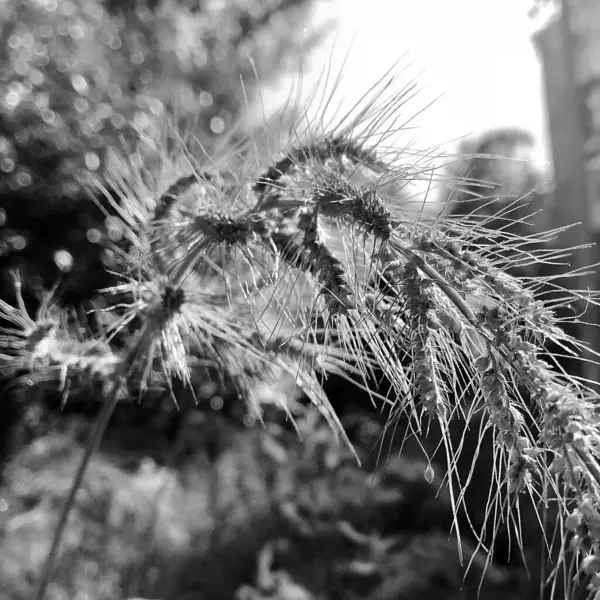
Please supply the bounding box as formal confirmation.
[264,0,549,167]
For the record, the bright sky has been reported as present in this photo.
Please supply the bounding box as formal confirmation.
[263,0,549,169]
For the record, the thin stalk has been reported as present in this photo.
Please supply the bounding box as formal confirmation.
[33,376,123,600]
[33,324,154,600]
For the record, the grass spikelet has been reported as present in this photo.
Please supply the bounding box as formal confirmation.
[477,352,525,449]
[401,260,447,420]
[253,135,386,206]
[0,274,119,397]
[312,177,395,241]
[153,173,203,223]
[0,273,60,380]
[297,208,355,313]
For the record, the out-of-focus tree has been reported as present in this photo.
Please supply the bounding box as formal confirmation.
[528,0,560,20]
[447,127,550,237]
[0,0,329,302]
[0,0,326,196]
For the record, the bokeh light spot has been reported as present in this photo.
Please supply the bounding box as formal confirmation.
[209,116,225,134]
[54,249,74,272]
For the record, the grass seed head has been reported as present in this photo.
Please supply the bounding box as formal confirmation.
[18,57,600,600]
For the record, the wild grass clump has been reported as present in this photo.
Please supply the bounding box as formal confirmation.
[1,69,600,600]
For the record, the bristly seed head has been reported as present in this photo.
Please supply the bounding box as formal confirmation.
[25,65,600,600]
[162,285,185,316]
[401,261,446,419]
[192,210,250,246]
[313,180,393,241]
[297,208,355,314]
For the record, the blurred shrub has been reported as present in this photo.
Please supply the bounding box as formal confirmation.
[0,0,327,304]
[0,412,528,600]
[0,0,324,197]
[445,127,550,238]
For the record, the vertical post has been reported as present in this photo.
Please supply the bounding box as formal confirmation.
[534,0,600,387]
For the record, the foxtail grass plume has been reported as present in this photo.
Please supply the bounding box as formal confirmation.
[1,62,599,600]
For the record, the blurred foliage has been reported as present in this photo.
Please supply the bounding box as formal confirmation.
[0,0,325,197]
[0,410,532,600]
[0,0,327,304]
[445,127,552,277]
[447,127,549,226]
